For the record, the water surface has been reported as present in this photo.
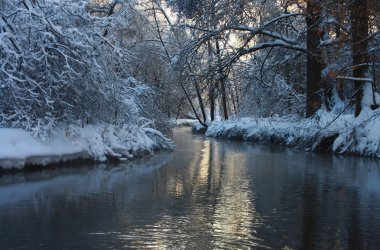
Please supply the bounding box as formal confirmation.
[0,127,379,249]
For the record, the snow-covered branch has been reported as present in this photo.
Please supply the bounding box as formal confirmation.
[333,76,374,82]
[0,0,172,139]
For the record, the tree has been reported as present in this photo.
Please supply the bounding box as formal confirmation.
[305,0,324,117]
[350,0,369,116]
[168,0,306,121]
[165,0,379,122]
[0,0,172,138]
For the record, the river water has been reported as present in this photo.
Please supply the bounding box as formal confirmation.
[0,127,379,249]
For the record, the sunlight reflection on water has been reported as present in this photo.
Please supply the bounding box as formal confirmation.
[0,127,379,249]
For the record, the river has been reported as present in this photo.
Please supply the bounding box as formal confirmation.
[0,127,379,249]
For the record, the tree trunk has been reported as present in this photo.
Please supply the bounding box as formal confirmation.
[209,85,216,121]
[334,0,347,101]
[193,77,207,123]
[179,79,207,127]
[350,0,369,117]
[229,84,237,116]
[234,83,240,114]
[306,0,323,117]
[215,40,228,120]
[207,41,216,121]
[221,77,229,120]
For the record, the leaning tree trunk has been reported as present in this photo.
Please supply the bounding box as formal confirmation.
[306,0,323,117]
[193,77,207,124]
[350,0,369,117]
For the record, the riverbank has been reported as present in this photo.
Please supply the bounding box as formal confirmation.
[175,119,199,127]
[0,124,173,171]
[1,123,378,250]
[195,108,380,158]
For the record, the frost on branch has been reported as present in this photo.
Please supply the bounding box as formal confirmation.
[0,0,170,141]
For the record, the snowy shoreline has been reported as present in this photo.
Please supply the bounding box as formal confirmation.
[175,119,199,127]
[194,108,380,158]
[0,124,174,171]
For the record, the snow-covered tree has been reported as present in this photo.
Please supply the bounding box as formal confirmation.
[0,0,171,139]
[167,0,380,121]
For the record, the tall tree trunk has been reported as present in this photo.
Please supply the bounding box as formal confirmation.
[335,0,347,101]
[220,77,229,120]
[209,85,216,121]
[306,0,323,117]
[350,0,369,117]
[215,40,228,120]
[207,41,216,121]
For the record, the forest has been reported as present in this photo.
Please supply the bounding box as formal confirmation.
[1,0,380,168]
[1,1,380,248]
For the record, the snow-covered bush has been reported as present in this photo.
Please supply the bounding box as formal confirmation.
[0,0,171,140]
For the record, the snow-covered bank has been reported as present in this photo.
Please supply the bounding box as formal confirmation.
[0,124,173,170]
[176,119,199,127]
[202,108,380,158]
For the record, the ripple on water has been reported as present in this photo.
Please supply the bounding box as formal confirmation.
[0,129,379,249]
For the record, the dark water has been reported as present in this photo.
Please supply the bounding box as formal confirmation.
[0,127,379,250]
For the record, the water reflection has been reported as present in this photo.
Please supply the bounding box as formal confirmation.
[0,127,379,249]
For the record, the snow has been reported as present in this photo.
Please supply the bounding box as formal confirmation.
[0,124,174,170]
[0,128,83,159]
[204,108,380,158]
[176,119,199,127]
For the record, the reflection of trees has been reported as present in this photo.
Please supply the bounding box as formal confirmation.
[1,129,380,249]
[103,137,380,249]
[301,176,318,250]
[298,155,376,250]
[148,136,262,248]
[149,137,380,249]
[347,190,362,250]
[210,146,261,248]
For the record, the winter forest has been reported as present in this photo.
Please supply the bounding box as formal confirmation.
[1,0,380,168]
[1,1,380,249]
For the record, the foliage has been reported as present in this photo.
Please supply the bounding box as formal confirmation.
[0,0,171,139]
[166,0,380,121]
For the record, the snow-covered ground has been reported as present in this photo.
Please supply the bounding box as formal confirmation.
[202,107,380,158]
[0,124,173,170]
[176,119,199,127]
